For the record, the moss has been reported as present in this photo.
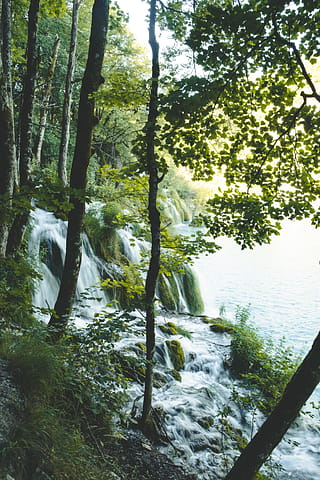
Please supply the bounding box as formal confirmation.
[209,323,235,334]
[85,214,124,264]
[165,340,185,371]
[170,369,182,381]
[153,371,167,387]
[159,322,192,339]
[135,342,146,352]
[197,416,214,430]
[159,322,178,335]
[181,266,204,315]
[116,353,146,383]
[201,316,235,333]
[157,273,179,311]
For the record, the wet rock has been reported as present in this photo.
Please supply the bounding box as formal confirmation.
[165,340,185,371]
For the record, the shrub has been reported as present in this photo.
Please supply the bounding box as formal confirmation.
[229,306,299,412]
[0,314,130,480]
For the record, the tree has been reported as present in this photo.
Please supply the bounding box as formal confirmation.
[48,0,110,339]
[34,34,60,165]
[160,0,320,245]
[140,0,162,434]
[0,0,16,256]
[58,0,81,185]
[6,0,41,257]
[158,0,320,475]
[225,330,320,479]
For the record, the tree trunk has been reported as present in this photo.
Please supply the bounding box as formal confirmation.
[34,35,60,165]
[0,0,16,257]
[141,0,161,433]
[58,0,80,185]
[6,0,40,257]
[225,331,320,480]
[48,0,109,340]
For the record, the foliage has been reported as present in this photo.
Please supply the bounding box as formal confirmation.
[0,255,41,329]
[0,311,131,480]
[228,306,299,412]
[159,0,320,249]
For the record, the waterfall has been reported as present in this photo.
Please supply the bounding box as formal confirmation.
[29,208,198,319]
[29,208,111,323]
[123,314,320,480]
[29,208,320,479]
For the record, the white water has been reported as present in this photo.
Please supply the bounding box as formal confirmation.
[29,208,111,323]
[30,208,320,479]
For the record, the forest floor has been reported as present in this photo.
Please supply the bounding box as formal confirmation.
[105,429,198,480]
[0,358,197,480]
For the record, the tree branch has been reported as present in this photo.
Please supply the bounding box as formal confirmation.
[273,21,320,103]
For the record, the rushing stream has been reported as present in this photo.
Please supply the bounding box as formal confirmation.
[30,208,320,479]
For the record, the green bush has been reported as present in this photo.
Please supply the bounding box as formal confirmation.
[0,314,130,480]
[229,306,299,412]
[0,256,40,329]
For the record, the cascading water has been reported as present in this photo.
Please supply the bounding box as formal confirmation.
[30,208,320,479]
[29,208,112,323]
[122,313,320,480]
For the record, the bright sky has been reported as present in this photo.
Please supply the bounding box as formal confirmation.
[116,0,149,48]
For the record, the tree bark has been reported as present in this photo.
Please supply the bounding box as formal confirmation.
[225,331,320,480]
[6,0,40,257]
[141,0,161,432]
[48,0,109,340]
[0,0,16,257]
[58,0,80,185]
[34,35,60,165]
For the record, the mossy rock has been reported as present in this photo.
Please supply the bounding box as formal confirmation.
[197,416,215,430]
[209,323,235,334]
[135,342,146,352]
[159,322,192,339]
[180,265,204,315]
[165,340,185,371]
[116,354,145,384]
[159,322,178,336]
[157,273,179,311]
[201,316,224,325]
[170,369,182,382]
[153,371,167,388]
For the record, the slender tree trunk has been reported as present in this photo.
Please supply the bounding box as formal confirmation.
[6,0,40,257]
[48,0,109,340]
[34,35,60,165]
[58,0,80,185]
[141,0,161,433]
[0,0,16,257]
[225,331,320,480]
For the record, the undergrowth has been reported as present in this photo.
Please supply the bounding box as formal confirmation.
[0,313,134,480]
[224,306,299,413]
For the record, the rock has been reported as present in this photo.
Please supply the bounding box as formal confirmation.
[209,323,235,334]
[165,340,185,371]
[159,322,178,336]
